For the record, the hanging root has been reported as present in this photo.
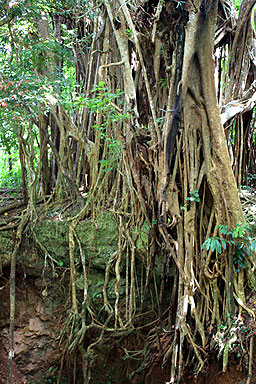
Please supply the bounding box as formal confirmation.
[246,336,254,384]
[222,334,237,373]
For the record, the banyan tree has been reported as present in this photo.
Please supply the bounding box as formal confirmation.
[1,0,256,382]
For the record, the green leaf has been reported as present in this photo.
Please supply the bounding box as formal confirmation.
[210,239,216,252]
[251,241,256,252]
[202,239,208,250]
[233,225,243,238]
[217,225,228,235]
[215,240,222,254]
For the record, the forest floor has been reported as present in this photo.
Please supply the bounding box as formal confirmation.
[0,188,24,225]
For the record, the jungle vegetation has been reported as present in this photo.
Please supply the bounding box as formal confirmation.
[1,0,256,382]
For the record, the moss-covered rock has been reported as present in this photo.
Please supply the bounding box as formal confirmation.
[33,220,70,266]
[0,211,119,275]
[76,211,118,268]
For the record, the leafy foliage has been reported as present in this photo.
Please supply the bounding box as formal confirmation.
[0,148,22,188]
[181,189,200,210]
[202,224,256,272]
[235,0,242,11]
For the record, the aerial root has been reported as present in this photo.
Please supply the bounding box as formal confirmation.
[184,324,205,375]
[246,336,254,384]
[222,334,237,373]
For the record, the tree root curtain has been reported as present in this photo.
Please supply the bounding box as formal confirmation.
[1,0,256,383]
